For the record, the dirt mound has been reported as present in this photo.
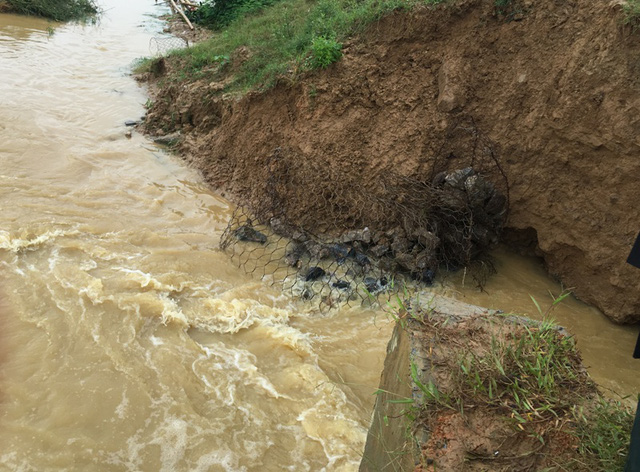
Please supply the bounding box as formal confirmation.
[143,0,640,323]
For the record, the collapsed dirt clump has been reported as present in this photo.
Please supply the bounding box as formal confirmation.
[142,0,640,322]
[405,309,631,471]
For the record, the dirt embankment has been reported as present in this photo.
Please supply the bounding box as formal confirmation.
[144,0,640,323]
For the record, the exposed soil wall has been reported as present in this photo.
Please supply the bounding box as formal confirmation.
[144,0,640,323]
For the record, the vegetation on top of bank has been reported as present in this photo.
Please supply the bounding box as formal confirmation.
[3,0,97,21]
[163,0,445,91]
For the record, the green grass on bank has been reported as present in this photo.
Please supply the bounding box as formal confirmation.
[4,0,97,21]
[166,0,445,91]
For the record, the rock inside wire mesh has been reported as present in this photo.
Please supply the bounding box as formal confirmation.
[220,164,508,310]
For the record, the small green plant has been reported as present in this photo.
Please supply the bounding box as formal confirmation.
[411,361,455,409]
[309,36,342,68]
[494,0,528,22]
[494,0,512,14]
[622,0,640,29]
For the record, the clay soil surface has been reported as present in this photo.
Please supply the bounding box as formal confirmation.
[142,0,640,323]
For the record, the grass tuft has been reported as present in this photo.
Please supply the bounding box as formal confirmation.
[573,397,635,471]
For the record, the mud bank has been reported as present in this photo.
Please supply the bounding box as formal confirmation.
[143,0,640,323]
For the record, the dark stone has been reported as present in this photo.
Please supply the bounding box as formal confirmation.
[234,225,267,244]
[415,250,437,271]
[269,219,309,242]
[465,174,494,204]
[394,252,417,272]
[432,171,447,187]
[438,187,467,210]
[363,277,379,293]
[444,167,475,190]
[153,133,180,146]
[485,191,507,216]
[471,224,493,247]
[124,120,139,127]
[304,241,331,259]
[363,277,387,294]
[304,266,326,281]
[269,218,292,237]
[416,269,436,285]
[284,243,305,267]
[332,280,350,290]
[328,244,355,262]
[370,244,390,258]
[291,230,309,243]
[391,236,410,255]
[354,252,371,268]
[371,231,386,245]
[340,227,371,244]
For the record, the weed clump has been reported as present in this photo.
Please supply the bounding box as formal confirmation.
[188,0,280,30]
[310,36,342,68]
[6,0,97,21]
[622,0,640,29]
[573,397,635,471]
[456,319,586,422]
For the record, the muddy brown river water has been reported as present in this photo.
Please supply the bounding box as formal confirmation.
[0,1,638,470]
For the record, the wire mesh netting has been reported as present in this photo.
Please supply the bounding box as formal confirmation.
[149,36,189,57]
[220,118,509,310]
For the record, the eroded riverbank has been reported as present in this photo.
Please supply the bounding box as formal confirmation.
[143,0,640,324]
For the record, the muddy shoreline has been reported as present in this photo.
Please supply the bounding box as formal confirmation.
[140,0,640,323]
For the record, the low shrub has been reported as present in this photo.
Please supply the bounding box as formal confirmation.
[188,0,280,30]
[6,0,97,21]
[310,36,342,68]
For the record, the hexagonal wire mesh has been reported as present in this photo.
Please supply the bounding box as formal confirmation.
[149,36,189,57]
[220,117,510,310]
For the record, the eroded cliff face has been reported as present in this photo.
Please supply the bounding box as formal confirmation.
[144,0,640,323]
